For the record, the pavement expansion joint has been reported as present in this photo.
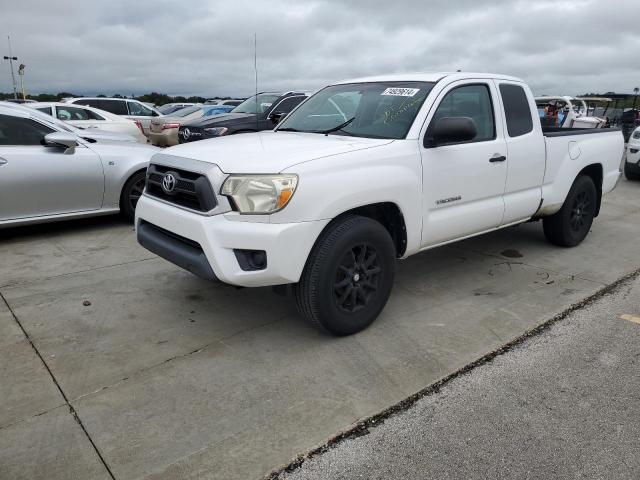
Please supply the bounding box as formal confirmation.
[0,291,117,480]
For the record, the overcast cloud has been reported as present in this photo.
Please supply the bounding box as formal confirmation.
[1,0,639,97]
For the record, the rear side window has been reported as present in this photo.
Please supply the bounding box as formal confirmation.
[0,114,55,146]
[499,84,533,137]
[76,99,128,115]
[36,107,53,116]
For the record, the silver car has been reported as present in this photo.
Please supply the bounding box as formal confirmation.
[0,102,159,227]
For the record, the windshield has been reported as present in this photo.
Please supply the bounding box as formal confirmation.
[277,82,435,139]
[232,93,280,114]
[172,106,201,117]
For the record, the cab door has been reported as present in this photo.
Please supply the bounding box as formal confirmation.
[493,81,544,224]
[0,114,104,221]
[420,80,508,246]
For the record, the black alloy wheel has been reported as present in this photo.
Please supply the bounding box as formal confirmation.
[333,244,382,313]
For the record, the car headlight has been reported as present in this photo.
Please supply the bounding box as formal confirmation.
[203,127,228,136]
[221,174,298,214]
[633,130,640,140]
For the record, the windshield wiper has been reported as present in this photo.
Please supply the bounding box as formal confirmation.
[277,127,300,132]
[318,117,355,135]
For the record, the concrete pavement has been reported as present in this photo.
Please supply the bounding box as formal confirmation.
[279,270,640,480]
[1,178,639,479]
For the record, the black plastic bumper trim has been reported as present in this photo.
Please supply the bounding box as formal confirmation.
[137,221,218,281]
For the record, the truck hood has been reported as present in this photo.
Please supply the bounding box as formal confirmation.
[162,131,394,173]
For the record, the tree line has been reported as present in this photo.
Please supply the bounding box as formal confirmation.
[0,91,241,105]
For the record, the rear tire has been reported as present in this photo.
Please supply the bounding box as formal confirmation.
[624,162,640,181]
[543,174,597,247]
[120,170,147,222]
[294,215,396,336]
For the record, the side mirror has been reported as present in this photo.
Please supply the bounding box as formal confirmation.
[44,132,77,155]
[427,116,478,147]
[269,111,287,124]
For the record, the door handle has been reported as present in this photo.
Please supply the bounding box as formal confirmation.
[0,157,7,166]
[489,155,506,163]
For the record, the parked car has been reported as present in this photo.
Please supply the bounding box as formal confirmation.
[2,101,141,143]
[135,72,624,336]
[204,99,244,106]
[625,126,640,180]
[64,97,162,136]
[148,105,235,147]
[535,96,605,129]
[0,102,159,227]
[158,103,198,115]
[27,102,147,143]
[178,91,309,143]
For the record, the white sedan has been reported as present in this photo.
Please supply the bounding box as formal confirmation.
[27,102,147,143]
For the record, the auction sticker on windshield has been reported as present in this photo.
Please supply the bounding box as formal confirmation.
[381,87,420,97]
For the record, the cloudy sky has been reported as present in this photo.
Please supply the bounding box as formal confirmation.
[1,0,639,98]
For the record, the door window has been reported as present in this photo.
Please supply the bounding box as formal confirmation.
[56,106,105,121]
[36,106,53,116]
[431,84,495,142]
[76,99,128,115]
[499,84,533,137]
[0,114,55,146]
[127,101,155,116]
[271,96,306,114]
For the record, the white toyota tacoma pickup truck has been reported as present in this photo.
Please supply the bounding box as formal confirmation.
[135,73,624,336]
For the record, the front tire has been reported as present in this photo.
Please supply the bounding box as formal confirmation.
[624,162,640,181]
[543,174,597,247]
[120,170,147,222]
[294,215,396,336]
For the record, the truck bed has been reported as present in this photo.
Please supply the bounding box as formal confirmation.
[542,126,622,137]
[540,126,624,214]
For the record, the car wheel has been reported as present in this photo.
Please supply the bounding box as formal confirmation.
[120,170,147,222]
[294,215,396,336]
[624,162,640,181]
[543,174,597,247]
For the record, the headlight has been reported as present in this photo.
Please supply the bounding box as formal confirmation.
[633,130,640,140]
[221,174,298,214]
[203,127,228,136]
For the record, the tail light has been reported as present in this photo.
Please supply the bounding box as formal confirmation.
[162,123,180,130]
[134,120,145,134]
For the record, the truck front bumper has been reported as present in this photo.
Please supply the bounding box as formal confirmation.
[135,194,329,287]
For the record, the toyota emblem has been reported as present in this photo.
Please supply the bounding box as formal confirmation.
[162,173,177,193]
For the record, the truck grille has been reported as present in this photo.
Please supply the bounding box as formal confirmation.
[145,163,217,213]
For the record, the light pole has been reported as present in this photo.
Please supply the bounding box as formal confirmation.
[3,36,18,99]
[18,64,25,100]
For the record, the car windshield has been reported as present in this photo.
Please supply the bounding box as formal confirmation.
[172,106,201,117]
[232,94,281,114]
[276,82,435,139]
